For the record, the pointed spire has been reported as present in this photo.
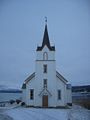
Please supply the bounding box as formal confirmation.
[36,18,55,51]
[42,20,51,48]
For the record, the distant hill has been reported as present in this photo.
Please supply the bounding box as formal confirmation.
[0,85,9,90]
[0,85,22,102]
[0,85,22,93]
[72,85,90,92]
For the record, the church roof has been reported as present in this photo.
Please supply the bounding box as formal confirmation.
[22,71,68,89]
[25,72,35,84]
[22,83,26,89]
[36,24,55,51]
[56,71,68,84]
[22,72,35,89]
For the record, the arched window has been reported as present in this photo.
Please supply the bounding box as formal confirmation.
[43,52,48,60]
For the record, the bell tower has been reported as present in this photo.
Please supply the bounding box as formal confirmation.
[35,19,57,107]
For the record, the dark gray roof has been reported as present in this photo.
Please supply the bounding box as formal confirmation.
[56,71,68,84]
[36,24,55,51]
[22,71,68,89]
[22,83,26,89]
[22,72,35,89]
[25,72,35,84]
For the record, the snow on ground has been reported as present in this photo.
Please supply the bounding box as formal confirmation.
[68,105,90,120]
[0,114,13,120]
[0,105,90,120]
[5,107,68,120]
[0,106,13,120]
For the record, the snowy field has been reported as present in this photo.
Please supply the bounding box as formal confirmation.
[0,105,90,120]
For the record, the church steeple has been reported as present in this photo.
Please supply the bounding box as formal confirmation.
[36,19,55,51]
[42,23,51,49]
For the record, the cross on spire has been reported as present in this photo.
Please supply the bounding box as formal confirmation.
[45,16,47,25]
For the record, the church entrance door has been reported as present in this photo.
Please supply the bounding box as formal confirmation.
[42,95,48,107]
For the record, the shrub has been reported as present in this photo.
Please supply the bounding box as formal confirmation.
[16,99,21,104]
[10,100,15,104]
[21,102,25,106]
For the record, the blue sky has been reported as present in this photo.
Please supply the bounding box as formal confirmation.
[0,0,90,88]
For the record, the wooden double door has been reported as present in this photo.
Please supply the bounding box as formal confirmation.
[42,95,48,107]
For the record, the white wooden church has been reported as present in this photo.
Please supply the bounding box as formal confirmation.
[22,22,72,107]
